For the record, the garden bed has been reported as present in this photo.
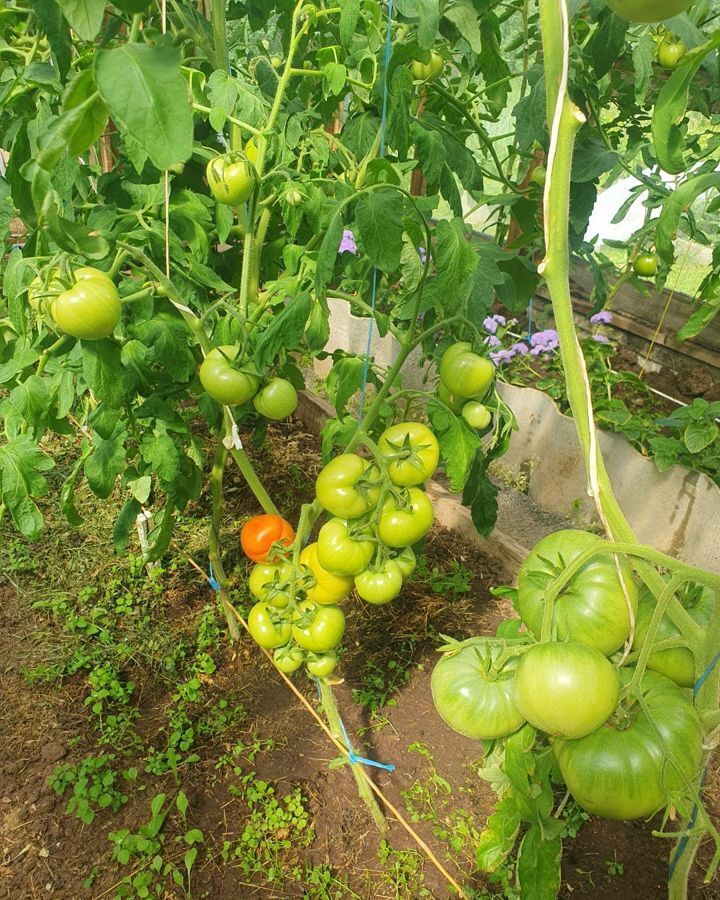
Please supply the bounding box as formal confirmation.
[1,419,718,900]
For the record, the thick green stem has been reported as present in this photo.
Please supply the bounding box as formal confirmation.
[36,335,69,375]
[210,0,228,72]
[209,440,241,641]
[318,678,387,833]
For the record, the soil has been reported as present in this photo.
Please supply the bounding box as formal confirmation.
[1,420,718,900]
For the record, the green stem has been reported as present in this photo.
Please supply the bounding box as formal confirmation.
[210,0,228,72]
[317,678,387,833]
[119,288,154,305]
[223,410,279,516]
[128,13,141,42]
[36,335,70,375]
[192,104,261,137]
[209,440,241,641]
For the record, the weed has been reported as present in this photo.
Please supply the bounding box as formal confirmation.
[352,638,418,715]
[415,555,473,597]
[605,852,624,877]
[377,840,431,898]
[49,754,132,824]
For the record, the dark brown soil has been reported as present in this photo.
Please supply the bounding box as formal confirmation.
[1,421,718,900]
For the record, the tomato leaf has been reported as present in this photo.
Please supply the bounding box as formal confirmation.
[433,218,479,315]
[55,0,105,42]
[84,429,126,498]
[427,400,481,491]
[39,193,110,259]
[461,451,499,538]
[82,341,131,408]
[476,796,521,873]
[326,355,380,416]
[112,498,142,552]
[655,173,720,265]
[94,41,193,170]
[339,0,360,46]
[355,190,405,274]
[516,826,562,900]
[254,293,312,371]
[0,435,54,539]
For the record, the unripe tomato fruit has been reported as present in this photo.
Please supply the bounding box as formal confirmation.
[392,547,416,579]
[355,559,403,605]
[300,542,354,604]
[244,138,259,166]
[377,487,434,548]
[553,669,703,820]
[604,0,692,22]
[530,165,547,187]
[515,642,620,739]
[439,342,494,400]
[431,639,525,741]
[241,514,294,563]
[206,154,256,205]
[249,561,295,608]
[253,378,298,420]
[633,253,658,277]
[378,422,440,486]
[306,650,337,678]
[315,454,380,519]
[461,401,492,430]
[411,51,444,82]
[28,269,62,311]
[291,600,345,653]
[657,41,686,69]
[437,381,465,414]
[199,345,260,406]
[50,267,121,340]
[247,602,292,649]
[274,644,305,673]
[316,519,374,577]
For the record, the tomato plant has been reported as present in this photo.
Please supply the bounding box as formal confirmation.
[241,515,294,563]
[515,642,620,739]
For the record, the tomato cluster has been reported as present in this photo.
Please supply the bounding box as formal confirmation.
[432,529,707,821]
[199,346,298,419]
[437,341,495,433]
[244,421,439,677]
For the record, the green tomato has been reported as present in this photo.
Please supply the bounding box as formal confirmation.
[631,582,715,688]
[306,650,338,678]
[431,639,526,741]
[657,40,686,69]
[354,559,403,605]
[253,378,299,420]
[378,422,440,486]
[300,543,354,605]
[27,268,62,311]
[529,165,547,187]
[411,51,444,82]
[249,561,296,608]
[437,381,465,414]
[316,519,375,577]
[206,154,256,206]
[315,453,381,518]
[377,487,434,548]
[439,342,494,400]
[515,642,620,739]
[247,602,292,649]
[50,268,121,340]
[553,669,703,820]
[517,530,638,656]
[604,0,692,22]
[633,253,658,277]
[392,547,416,579]
[199,345,260,406]
[461,402,492,430]
[273,644,305,673]
[291,600,345,653]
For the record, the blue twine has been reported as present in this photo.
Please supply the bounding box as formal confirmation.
[666,652,720,877]
[314,678,395,771]
[208,561,221,592]
[357,0,394,424]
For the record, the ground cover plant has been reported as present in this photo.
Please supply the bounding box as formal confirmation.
[1,0,720,898]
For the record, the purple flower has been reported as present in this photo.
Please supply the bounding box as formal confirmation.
[590,311,613,325]
[490,348,516,365]
[511,342,529,356]
[592,333,610,343]
[529,328,559,354]
[485,335,501,348]
[418,246,427,265]
[338,229,357,254]
[483,314,507,334]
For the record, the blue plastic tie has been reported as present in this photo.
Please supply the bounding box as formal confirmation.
[208,561,221,592]
[693,648,720,697]
[314,679,396,772]
[357,0,394,424]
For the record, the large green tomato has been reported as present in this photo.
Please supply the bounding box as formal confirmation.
[249,561,296,608]
[273,644,305,673]
[553,669,703,820]
[431,639,525,740]
[439,342,494,400]
[316,519,374,577]
[300,543,353,605]
[354,559,403,605]
[515,642,620,739]
[50,268,121,340]
[411,51,444,82]
[28,269,62,311]
[437,382,465,414]
[378,422,440,486]
[631,583,715,688]
[315,454,380,518]
[306,650,337,678]
[291,600,345,653]
[377,487,434,548]
[199,346,260,406]
[253,378,298,420]
[247,602,292,649]
[604,0,692,22]
[517,530,638,655]
[206,154,256,205]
